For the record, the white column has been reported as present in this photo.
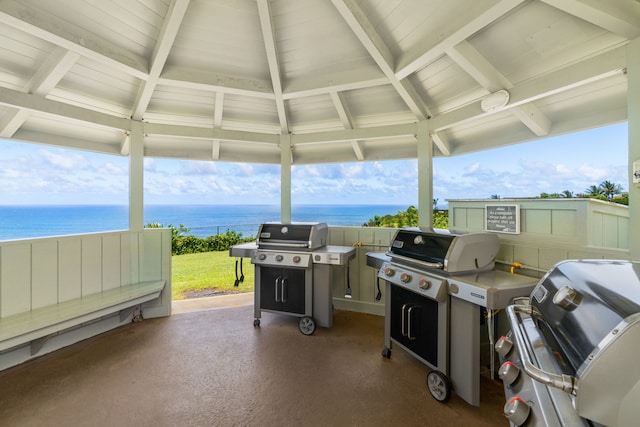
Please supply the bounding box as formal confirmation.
[280,133,292,223]
[129,120,144,231]
[417,121,433,229]
[628,37,640,259]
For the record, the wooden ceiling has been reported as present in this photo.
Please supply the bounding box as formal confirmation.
[0,0,638,164]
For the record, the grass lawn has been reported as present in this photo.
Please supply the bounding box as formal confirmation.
[171,251,254,300]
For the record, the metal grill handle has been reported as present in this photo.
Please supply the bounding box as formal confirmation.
[506,304,578,395]
[407,306,417,340]
[274,276,282,302]
[401,304,410,337]
[281,277,287,303]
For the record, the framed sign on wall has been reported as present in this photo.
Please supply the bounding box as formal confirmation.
[485,204,520,234]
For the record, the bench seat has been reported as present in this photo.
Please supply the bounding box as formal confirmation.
[0,280,165,354]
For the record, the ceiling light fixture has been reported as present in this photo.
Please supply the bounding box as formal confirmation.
[480,89,510,112]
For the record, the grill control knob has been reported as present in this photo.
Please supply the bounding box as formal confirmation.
[258,253,267,261]
[499,361,520,386]
[553,285,583,311]
[293,255,301,263]
[275,254,284,262]
[384,267,395,277]
[504,396,531,426]
[400,272,411,283]
[418,279,431,290]
[495,336,513,357]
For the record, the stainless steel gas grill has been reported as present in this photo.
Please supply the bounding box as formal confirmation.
[367,228,537,406]
[496,259,640,427]
[230,222,355,335]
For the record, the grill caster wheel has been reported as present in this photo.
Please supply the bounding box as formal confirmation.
[427,370,452,403]
[382,347,391,358]
[253,319,260,327]
[298,316,316,335]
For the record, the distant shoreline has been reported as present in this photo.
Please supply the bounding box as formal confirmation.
[0,204,409,241]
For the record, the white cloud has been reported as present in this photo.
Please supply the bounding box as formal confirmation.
[467,162,481,173]
[0,123,629,205]
[39,149,88,170]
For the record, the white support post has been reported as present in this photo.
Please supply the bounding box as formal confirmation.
[628,37,640,259]
[280,133,292,223]
[417,121,433,229]
[129,120,144,232]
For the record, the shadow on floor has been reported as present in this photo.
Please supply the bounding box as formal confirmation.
[0,295,508,426]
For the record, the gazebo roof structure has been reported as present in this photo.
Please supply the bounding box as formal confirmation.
[0,0,638,165]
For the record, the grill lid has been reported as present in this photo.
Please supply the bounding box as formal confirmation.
[530,259,640,373]
[257,222,328,250]
[388,228,499,274]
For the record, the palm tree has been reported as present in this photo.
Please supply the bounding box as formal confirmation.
[598,180,623,200]
[560,190,573,198]
[584,185,602,197]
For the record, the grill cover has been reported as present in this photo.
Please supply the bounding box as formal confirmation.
[530,259,640,373]
[388,228,499,274]
[257,222,328,250]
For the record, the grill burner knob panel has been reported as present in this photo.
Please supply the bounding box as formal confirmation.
[495,336,513,358]
[293,255,301,263]
[384,267,395,277]
[400,272,411,283]
[275,254,284,262]
[258,253,267,261]
[418,278,431,290]
[499,361,520,386]
[504,396,531,426]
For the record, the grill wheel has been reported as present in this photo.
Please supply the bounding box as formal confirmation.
[427,370,452,403]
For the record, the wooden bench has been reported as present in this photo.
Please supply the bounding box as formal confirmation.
[0,280,165,355]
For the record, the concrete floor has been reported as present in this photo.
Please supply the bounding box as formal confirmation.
[0,294,508,426]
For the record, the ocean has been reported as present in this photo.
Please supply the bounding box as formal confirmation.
[0,204,408,241]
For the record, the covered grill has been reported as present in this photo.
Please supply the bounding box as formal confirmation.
[367,228,537,406]
[496,259,640,426]
[230,222,355,335]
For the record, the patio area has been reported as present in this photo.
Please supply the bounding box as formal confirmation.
[0,294,507,426]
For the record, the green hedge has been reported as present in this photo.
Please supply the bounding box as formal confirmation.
[145,223,255,255]
[148,206,450,256]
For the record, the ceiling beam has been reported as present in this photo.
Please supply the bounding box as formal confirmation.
[0,0,148,79]
[0,109,30,138]
[211,140,221,160]
[120,132,130,155]
[159,67,275,99]
[28,47,80,95]
[284,71,388,100]
[144,122,281,145]
[432,44,626,131]
[330,92,353,129]
[330,91,365,160]
[0,47,79,138]
[160,65,390,102]
[292,123,416,145]
[395,0,526,80]
[447,41,551,136]
[131,0,190,120]
[212,92,224,160]
[0,86,130,130]
[331,0,431,120]
[540,0,640,39]
[430,132,451,156]
[257,0,289,132]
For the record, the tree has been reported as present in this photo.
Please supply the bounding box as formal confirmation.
[560,190,573,198]
[584,185,602,197]
[598,180,623,200]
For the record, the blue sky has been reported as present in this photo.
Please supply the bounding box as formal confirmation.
[0,122,628,206]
